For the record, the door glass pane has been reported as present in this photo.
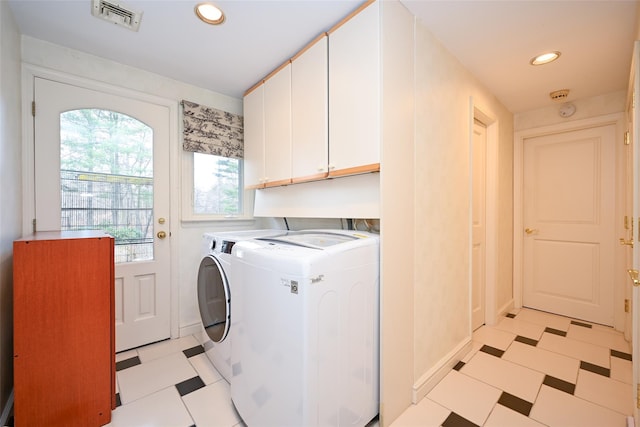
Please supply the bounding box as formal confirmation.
[59,109,153,263]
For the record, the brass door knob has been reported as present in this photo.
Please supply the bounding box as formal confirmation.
[157,231,167,239]
[525,228,538,235]
[628,269,640,287]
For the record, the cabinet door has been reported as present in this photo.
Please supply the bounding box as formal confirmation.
[243,85,265,189]
[264,63,292,187]
[292,35,329,183]
[329,2,380,176]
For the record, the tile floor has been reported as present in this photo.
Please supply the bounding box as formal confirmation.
[391,307,634,427]
[105,307,633,427]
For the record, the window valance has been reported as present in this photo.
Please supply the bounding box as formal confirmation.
[181,100,244,159]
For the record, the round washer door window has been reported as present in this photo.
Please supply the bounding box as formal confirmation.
[197,255,230,343]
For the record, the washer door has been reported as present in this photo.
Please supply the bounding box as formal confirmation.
[197,255,230,343]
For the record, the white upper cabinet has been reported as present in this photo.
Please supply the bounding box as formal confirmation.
[263,62,292,187]
[291,35,329,183]
[243,84,265,189]
[328,1,380,176]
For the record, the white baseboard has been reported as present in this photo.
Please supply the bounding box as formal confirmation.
[0,390,13,427]
[412,338,473,403]
[497,298,515,318]
[180,322,204,339]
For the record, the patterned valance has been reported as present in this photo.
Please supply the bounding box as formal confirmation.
[182,100,244,159]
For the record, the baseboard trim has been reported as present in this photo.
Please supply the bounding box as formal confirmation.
[412,338,473,404]
[1,389,13,427]
[497,298,515,318]
[179,322,203,338]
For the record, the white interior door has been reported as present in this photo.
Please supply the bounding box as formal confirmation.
[33,77,171,351]
[523,124,616,325]
[472,120,487,330]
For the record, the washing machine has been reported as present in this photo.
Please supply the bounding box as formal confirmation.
[196,229,281,382]
[230,230,380,427]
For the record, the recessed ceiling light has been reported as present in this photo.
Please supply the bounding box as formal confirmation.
[195,3,225,25]
[530,51,561,66]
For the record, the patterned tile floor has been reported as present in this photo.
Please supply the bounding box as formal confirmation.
[98,307,631,426]
[391,308,633,427]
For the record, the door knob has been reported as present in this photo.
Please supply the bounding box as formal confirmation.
[628,269,640,287]
[620,238,634,247]
[157,231,167,239]
[525,228,538,235]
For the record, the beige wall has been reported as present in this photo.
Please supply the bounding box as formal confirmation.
[0,0,22,417]
[381,7,514,425]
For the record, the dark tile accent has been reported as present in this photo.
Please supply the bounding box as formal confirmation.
[544,327,567,337]
[611,349,632,361]
[580,361,610,377]
[175,376,205,396]
[506,313,517,318]
[497,391,533,417]
[115,393,122,407]
[115,356,141,371]
[570,320,592,328]
[543,375,575,395]
[453,361,465,371]
[479,345,504,358]
[183,345,205,358]
[514,335,538,347]
[441,411,480,427]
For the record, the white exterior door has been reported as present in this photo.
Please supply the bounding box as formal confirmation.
[472,120,487,330]
[523,124,616,325]
[33,77,171,351]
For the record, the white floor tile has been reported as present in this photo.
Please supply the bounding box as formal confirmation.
[493,316,546,341]
[461,351,544,402]
[574,370,633,416]
[484,404,546,427]
[611,356,633,384]
[537,331,610,368]
[189,353,224,385]
[116,349,138,363]
[530,385,627,427]
[472,325,516,350]
[388,397,450,427]
[461,340,483,363]
[427,370,501,426]
[117,352,198,404]
[502,340,580,384]
[516,308,572,331]
[182,380,242,427]
[137,335,200,363]
[566,324,631,354]
[107,387,193,427]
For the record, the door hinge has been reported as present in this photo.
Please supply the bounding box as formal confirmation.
[31,101,35,117]
[32,218,36,233]
[637,383,640,408]
[625,299,630,313]
[625,131,631,146]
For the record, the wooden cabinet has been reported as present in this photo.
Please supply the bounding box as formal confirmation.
[328,1,380,177]
[13,231,115,427]
[244,63,292,189]
[291,34,329,184]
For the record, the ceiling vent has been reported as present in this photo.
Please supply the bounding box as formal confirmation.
[549,89,570,102]
[91,0,143,32]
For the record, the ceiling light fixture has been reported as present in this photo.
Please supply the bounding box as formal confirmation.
[195,3,225,25]
[530,51,561,66]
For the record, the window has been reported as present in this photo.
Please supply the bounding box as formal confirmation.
[193,152,242,215]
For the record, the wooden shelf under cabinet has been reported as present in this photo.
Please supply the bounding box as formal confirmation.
[13,230,115,426]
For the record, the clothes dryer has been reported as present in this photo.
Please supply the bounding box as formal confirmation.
[196,229,281,382]
[230,230,380,427]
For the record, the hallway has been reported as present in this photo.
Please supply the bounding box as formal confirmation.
[391,308,632,426]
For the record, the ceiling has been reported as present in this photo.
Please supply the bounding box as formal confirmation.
[7,0,639,113]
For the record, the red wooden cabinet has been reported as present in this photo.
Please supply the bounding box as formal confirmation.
[13,231,115,426]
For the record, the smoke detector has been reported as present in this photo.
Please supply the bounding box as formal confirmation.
[550,89,570,102]
[91,0,143,32]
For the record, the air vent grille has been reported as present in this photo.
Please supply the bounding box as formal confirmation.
[549,89,570,102]
[91,0,142,32]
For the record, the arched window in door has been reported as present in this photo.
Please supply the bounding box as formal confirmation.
[59,109,153,263]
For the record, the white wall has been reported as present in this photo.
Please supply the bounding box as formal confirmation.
[380,8,514,424]
[0,0,22,418]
